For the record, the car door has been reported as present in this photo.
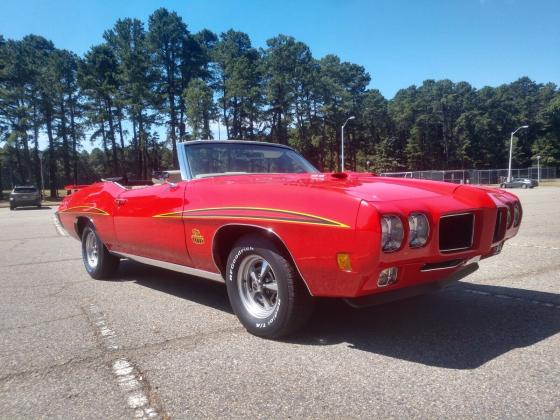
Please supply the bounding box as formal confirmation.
[112,182,193,266]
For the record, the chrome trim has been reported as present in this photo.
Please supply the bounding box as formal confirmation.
[177,143,190,180]
[420,260,463,272]
[439,212,475,253]
[439,211,473,219]
[111,251,224,283]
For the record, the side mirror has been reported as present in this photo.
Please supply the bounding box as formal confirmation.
[162,172,178,189]
[152,170,179,188]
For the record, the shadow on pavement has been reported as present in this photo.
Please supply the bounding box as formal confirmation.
[290,282,560,369]
[118,259,232,314]
[117,260,560,370]
[10,206,52,210]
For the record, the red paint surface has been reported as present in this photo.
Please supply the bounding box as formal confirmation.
[57,172,521,298]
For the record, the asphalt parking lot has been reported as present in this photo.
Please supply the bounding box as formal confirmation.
[0,187,559,419]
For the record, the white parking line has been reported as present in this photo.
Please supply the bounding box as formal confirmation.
[509,242,560,251]
[52,214,68,237]
[112,359,159,419]
[86,304,161,419]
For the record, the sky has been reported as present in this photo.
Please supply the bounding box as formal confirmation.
[1,0,559,99]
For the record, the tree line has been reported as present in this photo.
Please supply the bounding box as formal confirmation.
[1,8,559,197]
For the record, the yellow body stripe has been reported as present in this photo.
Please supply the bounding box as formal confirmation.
[59,205,110,216]
[154,206,349,228]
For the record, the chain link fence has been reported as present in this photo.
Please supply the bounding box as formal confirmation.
[381,167,557,185]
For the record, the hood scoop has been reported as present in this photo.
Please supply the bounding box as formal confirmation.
[330,172,349,179]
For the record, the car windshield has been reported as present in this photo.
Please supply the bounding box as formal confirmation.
[14,187,37,193]
[185,143,318,178]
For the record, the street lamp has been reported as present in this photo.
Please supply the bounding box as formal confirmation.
[341,116,355,172]
[507,125,529,182]
[38,151,45,198]
[536,155,541,185]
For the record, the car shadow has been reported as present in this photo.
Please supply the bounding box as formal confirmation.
[117,259,232,314]
[116,260,560,370]
[289,282,560,369]
[11,206,52,210]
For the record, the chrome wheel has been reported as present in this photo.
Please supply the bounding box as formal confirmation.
[236,255,279,319]
[85,230,99,269]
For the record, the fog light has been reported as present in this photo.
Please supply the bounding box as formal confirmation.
[336,253,352,272]
[377,267,398,287]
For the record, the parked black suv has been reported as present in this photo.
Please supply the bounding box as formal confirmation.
[9,186,42,210]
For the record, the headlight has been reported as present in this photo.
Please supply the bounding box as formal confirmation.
[513,202,522,226]
[381,215,404,252]
[408,213,429,248]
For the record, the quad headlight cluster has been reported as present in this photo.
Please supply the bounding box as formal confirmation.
[380,216,404,252]
[408,213,430,248]
[380,213,430,252]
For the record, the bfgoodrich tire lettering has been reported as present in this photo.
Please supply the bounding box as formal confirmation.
[226,234,313,338]
[81,224,120,279]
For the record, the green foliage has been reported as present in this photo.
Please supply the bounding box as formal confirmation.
[1,9,559,192]
[183,78,215,139]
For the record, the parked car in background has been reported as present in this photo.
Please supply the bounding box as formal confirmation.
[9,186,42,210]
[500,178,538,189]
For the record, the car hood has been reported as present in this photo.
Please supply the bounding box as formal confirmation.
[195,172,463,202]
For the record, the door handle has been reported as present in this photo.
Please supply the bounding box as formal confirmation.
[114,198,127,206]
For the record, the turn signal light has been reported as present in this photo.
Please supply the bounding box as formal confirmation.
[377,267,398,287]
[337,253,352,272]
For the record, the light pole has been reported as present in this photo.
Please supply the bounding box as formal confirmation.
[341,116,355,172]
[508,125,528,182]
[536,155,541,185]
[38,151,45,198]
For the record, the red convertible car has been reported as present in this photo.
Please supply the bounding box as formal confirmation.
[57,140,522,338]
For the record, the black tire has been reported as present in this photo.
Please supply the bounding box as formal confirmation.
[500,184,505,188]
[37,203,42,209]
[10,206,15,211]
[226,234,313,338]
[522,184,527,189]
[81,224,120,279]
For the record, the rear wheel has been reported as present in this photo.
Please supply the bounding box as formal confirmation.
[225,234,313,338]
[81,224,120,279]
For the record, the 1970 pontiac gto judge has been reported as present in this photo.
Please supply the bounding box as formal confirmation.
[57,140,522,338]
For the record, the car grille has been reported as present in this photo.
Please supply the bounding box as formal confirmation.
[493,208,507,243]
[439,213,474,253]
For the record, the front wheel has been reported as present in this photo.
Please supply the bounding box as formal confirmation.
[226,234,313,338]
[81,224,120,279]
[522,184,528,189]
[500,184,505,188]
